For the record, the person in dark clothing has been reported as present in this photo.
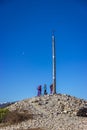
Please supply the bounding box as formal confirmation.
[37,85,42,96]
[50,84,53,94]
[44,84,47,95]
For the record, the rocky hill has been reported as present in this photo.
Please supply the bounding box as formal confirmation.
[0,94,87,130]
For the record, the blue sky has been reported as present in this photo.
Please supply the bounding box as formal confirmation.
[0,0,87,102]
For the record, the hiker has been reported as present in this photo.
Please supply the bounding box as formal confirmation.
[37,85,42,96]
[44,84,47,95]
[50,84,53,94]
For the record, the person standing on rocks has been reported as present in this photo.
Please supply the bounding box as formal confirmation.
[50,84,53,94]
[37,85,42,96]
[44,84,47,95]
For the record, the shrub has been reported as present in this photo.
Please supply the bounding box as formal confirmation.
[0,109,33,124]
[0,108,9,123]
[3,110,33,124]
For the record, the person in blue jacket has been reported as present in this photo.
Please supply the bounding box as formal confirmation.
[44,84,47,95]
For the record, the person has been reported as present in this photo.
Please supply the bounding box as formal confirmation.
[44,84,47,95]
[50,84,53,94]
[37,85,42,96]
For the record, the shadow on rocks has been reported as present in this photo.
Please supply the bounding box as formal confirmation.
[77,107,87,117]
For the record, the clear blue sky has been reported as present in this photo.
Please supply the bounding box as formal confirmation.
[0,0,87,102]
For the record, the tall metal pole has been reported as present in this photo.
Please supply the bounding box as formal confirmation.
[52,33,56,94]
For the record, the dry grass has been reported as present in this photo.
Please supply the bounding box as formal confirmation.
[0,110,33,126]
[5,111,33,124]
[0,110,46,130]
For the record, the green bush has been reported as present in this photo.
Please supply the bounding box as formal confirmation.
[0,108,9,123]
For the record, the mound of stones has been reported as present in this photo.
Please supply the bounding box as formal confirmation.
[30,94,87,116]
[8,94,86,116]
[1,94,87,130]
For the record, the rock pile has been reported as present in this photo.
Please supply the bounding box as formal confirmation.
[0,94,87,130]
